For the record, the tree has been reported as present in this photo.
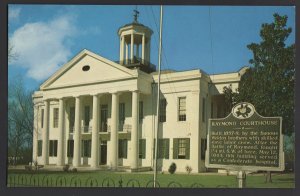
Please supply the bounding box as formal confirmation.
[223,14,295,182]
[8,77,34,165]
[8,40,18,63]
[224,13,295,136]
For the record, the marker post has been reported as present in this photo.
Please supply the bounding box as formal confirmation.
[237,171,246,188]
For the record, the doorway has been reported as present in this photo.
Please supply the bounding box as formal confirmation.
[100,141,107,165]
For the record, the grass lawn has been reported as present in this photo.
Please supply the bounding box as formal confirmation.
[7,169,295,188]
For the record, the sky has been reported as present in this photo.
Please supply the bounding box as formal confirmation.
[8,5,295,91]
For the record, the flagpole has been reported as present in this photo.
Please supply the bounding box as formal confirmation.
[153,5,163,188]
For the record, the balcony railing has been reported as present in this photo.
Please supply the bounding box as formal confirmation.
[82,126,92,133]
[68,124,132,134]
[115,57,156,73]
[119,124,132,132]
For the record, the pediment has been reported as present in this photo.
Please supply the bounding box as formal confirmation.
[41,49,137,89]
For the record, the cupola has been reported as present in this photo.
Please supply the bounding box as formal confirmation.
[118,10,155,73]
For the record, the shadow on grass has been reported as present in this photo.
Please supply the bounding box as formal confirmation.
[275,178,295,182]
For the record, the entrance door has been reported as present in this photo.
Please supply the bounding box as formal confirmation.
[100,141,107,165]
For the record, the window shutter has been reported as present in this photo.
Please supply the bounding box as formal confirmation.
[38,140,42,156]
[88,140,91,157]
[139,139,142,158]
[124,140,128,158]
[118,140,121,158]
[142,139,146,159]
[81,140,84,157]
[48,141,51,156]
[54,140,58,156]
[41,109,44,128]
[186,138,190,159]
[165,139,169,159]
[173,138,178,159]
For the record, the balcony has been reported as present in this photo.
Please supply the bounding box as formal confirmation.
[119,124,131,140]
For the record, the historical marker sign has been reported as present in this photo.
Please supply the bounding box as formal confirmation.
[205,102,284,171]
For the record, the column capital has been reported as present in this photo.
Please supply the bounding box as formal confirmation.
[109,91,121,96]
[73,95,83,99]
[90,93,104,98]
[130,90,140,93]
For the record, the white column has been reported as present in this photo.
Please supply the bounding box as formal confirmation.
[125,43,128,64]
[42,100,50,165]
[32,104,38,163]
[142,34,145,64]
[131,91,139,169]
[57,98,65,166]
[73,96,82,167]
[111,92,119,170]
[91,94,100,168]
[120,36,125,64]
[131,33,134,63]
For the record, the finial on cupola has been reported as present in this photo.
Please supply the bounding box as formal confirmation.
[133,6,139,23]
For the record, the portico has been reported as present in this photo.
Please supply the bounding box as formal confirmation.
[35,88,143,170]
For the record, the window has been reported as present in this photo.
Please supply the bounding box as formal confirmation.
[41,109,44,128]
[49,140,58,157]
[201,138,207,160]
[118,139,128,158]
[119,103,125,131]
[84,106,90,132]
[202,98,206,122]
[159,99,166,122]
[139,101,143,122]
[178,97,186,121]
[82,65,90,71]
[69,107,75,132]
[139,139,146,159]
[67,140,74,157]
[81,140,91,157]
[37,140,42,157]
[100,105,108,132]
[53,108,59,128]
[173,138,190,159]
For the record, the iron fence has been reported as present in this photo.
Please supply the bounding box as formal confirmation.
[7,173,231,188]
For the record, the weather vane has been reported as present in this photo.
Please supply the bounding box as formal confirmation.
[133,6,139,22]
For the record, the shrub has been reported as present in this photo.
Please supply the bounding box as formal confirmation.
[63,164,70,172]
[168,162,176,174]
[24,165,32,171]
[71,168,77,172]
[185,165,192,174]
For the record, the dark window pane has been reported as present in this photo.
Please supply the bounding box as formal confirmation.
[159,99,166,122]
[178,97,186,121]
[53,108,59,128]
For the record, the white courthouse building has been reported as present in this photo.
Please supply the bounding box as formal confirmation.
[32,16,247,173]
